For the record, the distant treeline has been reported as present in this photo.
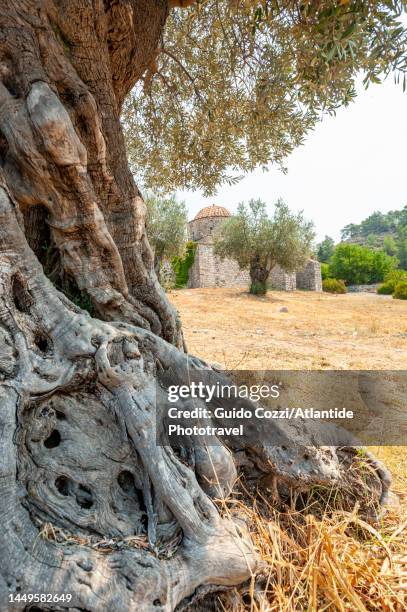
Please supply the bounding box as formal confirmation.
[341,205,407,241]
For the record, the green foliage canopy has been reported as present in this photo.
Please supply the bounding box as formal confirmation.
[172,241,197,288]
[328,243,397,284]
[340,205,407,270]
[396,225,407,269]
[124,1,407,195]
[320,262,331,280]
[383,234,398,256]
[317,235,335,262]
[145,193,188,264]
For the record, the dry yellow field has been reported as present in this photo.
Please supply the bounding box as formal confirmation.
[170,287,407,488]
[170,287,407,610]
[170,287,407,370]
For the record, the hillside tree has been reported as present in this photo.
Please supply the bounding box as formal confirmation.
[317,235,335,263]
[397,226,407,269]
[340,205,407,244]
[0,1,405,609]
[383,234,398,257]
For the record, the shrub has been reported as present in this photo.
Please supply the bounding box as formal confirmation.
[377,283,393,295]
[329,244,397,285]
[377,270,407,295]
[171,241,196,288]
[322,278,347,294]
[383,269,407,289]
[393,281,407,300]
[250,280,267,295]
[320,263,331,280]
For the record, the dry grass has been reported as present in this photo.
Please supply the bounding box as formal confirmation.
[215,483,407,612]
[170,287,407,611]
[169,287,407,370]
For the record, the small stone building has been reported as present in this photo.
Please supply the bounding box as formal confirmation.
[188,205,250,288]
[187,205,322,291]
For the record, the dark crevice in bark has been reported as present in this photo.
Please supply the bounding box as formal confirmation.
[23,205,50,261]
[12,274,34,313]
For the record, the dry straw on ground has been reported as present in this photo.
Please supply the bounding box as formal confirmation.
[211,476,407,612]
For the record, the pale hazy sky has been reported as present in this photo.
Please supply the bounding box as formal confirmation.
[177,77,407,242]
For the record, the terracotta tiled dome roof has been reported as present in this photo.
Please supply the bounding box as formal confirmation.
[194,205,231,220]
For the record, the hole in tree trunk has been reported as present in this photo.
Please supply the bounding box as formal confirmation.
[12,275,33,313]
[23,205,50,261]
[40,406,53,418]
[55,476,94,509]
[55,476,72,496]
[34,332,51,353]
[76,484,94,509]
[117,470,147,529]
[118,470,138,494]
[29,204,101,317]
[58,272,96,316]
[44,429,61,448]
[21,208,94,316]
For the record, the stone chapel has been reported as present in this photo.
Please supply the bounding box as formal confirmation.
[187,204,322,291]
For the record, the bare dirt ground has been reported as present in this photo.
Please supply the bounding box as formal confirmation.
[170,287,407,370]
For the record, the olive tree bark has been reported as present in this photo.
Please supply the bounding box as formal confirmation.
[0,2,391,611]
[249,257,274,295]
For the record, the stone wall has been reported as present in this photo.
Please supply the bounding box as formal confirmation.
[269,264,296,291]
[296,259,322,291]
[188,243,250,288]
[347,283,380,293]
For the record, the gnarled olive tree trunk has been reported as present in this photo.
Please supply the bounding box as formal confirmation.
[0,2,391,610]
[249,257,274,295]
